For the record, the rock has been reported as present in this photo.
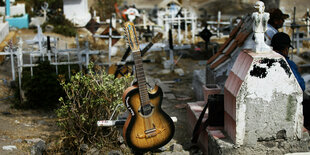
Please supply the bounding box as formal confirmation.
[2,145,17,151]
[23,123,32,127]
[174,68,185,76]
[80,144,88,152]
[118,136,124,144]
[31,140,46,155]
[120,144,127,149]
[170,143,184,152]
[45,24,54,32]
[159,151,190,155]
[157,146,168,152]
[276,130,287,140]
[13,139,23,143]
[107,150,123,155]
[159,69,171,74]
[37,120,46,125]
[87,147,100,155]
[25,138,45,144]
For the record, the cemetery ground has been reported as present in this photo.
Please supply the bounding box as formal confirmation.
[0,29,206,154]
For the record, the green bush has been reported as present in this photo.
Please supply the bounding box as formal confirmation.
[56,64,133,153]
[14,60,65,110]
[41,13,77,37]
[52,24,76,37]
[13,60,79,110]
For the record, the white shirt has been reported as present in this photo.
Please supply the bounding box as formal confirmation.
[265,24,278,45]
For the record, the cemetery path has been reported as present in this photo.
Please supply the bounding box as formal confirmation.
[143,57,205,152]
[0,75,60,154]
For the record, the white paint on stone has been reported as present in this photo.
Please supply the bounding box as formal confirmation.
[63,0,91,27]
[235,95,247,145]
[0,22,9,44]
[246,56,301,102]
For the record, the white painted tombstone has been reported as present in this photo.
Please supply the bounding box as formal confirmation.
[63,0,91,27]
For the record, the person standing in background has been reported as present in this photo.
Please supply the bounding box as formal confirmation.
[265,8,289,45]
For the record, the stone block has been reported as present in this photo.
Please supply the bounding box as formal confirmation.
[192,69,206,101]
[224,50,304,145]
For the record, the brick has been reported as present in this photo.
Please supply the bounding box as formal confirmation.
[224,112,236,143]
[239,52,254,80]
[231,51,246,73]
[224,89,236,120]
[203,84,221,102]
[224,72,233,89]
[233,79,243,96]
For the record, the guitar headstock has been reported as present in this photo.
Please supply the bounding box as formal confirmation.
[151,32,163,43]
[124,22,140,52]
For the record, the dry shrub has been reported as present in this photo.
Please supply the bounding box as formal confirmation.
[56,63,133,153]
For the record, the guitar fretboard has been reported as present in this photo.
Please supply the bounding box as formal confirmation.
[133,51,149,106]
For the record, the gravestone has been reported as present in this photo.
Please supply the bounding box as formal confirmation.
[63,0,91,27]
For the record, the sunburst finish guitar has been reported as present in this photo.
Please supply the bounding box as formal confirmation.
[122,22,175,152]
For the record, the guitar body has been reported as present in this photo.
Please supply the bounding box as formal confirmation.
[122,85,175,152]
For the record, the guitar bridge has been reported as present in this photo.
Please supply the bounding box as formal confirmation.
[136,128,166,139]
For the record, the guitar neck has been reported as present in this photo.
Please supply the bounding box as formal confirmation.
[132,51,149,106]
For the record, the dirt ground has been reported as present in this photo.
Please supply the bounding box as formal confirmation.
[0,29,206,154]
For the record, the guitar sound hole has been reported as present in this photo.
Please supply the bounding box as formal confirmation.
[141,104,153,116]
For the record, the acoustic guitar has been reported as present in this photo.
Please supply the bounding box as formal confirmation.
[122,22,175,152]
[108,32,163,78]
